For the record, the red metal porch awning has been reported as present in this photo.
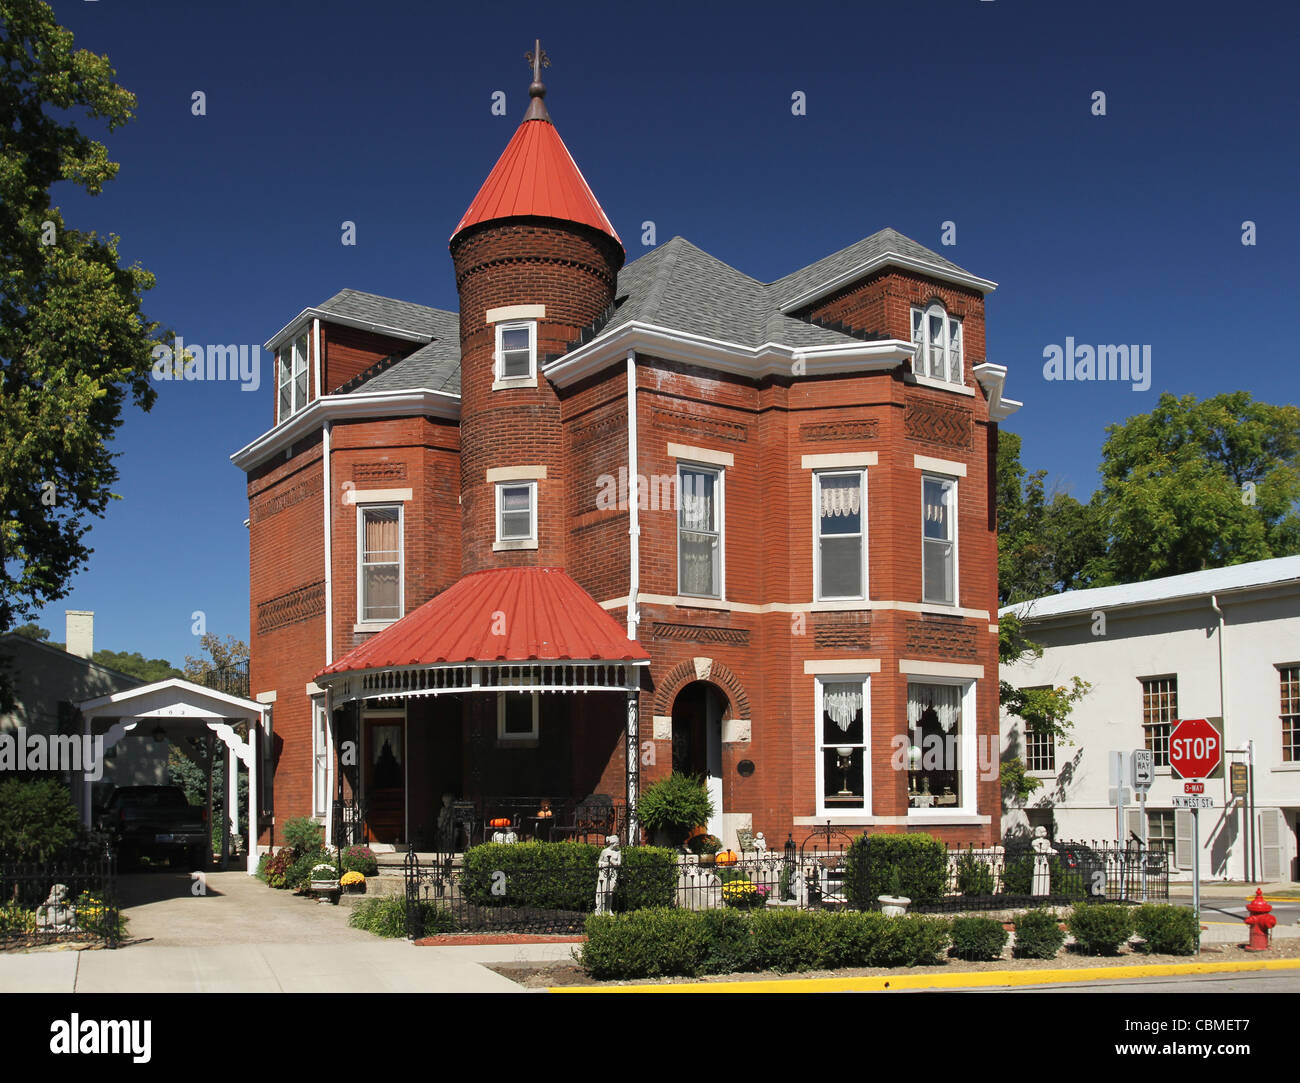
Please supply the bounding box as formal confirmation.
[317,567,648,680]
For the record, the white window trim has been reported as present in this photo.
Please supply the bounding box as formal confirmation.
[494,479,538,551]
[497,692,540,744]
[910,301,964,386]
[676,461,724,600]
[277,333,309,424]
[813,468,868,603]
[310,696,331,818]
[357,503,404,625]
[814,674,871,818]
[921,473,959,607]
[904,676,978,819]
[494,319,537,386]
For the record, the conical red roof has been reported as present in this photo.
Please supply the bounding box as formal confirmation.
[450,116,622,248]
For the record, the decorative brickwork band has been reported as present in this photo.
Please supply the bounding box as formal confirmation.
[799,419,879,443]
[904,616,978,659]
[649,408,747,444]
[257,581,326,635]
[250,476,322,523]
[650,622,750,647]
[353,461,409,484]
[653,657,751,722]
[904,401,973,449]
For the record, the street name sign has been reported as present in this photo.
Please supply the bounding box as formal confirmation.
[1172,795,1214,808]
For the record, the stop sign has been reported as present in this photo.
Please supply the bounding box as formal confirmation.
[1169,718,1222,779]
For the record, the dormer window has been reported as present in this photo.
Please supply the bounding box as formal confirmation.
[910,302,962,385]
[495,320,536,382]
[277,332,309,422]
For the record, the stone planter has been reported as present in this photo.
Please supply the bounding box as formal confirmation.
[878,894,911,918]
[310,880,340,904]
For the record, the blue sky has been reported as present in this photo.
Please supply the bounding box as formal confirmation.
[26,0,1298,665]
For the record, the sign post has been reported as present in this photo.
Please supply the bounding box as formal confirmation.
[1169,718,1224,954]
[1131,749,1153,899]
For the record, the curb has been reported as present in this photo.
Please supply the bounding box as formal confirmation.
[549,956,1300,993]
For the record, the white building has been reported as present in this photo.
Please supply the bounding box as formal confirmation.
[1000,555,1299,883]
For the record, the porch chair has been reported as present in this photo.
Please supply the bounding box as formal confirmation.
[553,794,616,845]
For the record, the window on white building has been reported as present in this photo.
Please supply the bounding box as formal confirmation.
[910,301,962,384]
[678,464,721,598]
[817,677,868,814]
[1141,676,1177,768]
[922,475,956,606]
[1281,665,1299,763]
[359,505,402,622]
[815,470,866,601]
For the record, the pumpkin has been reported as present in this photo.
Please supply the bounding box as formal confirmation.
[715,849,739,866]
[489,818,512,828]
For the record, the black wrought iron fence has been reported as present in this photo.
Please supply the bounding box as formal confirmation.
[396,836,1168,938]
[0,847,121,948]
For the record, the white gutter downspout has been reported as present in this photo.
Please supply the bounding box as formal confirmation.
[1210,593,1226,722]
[626,351,640,640]
[321,415,335,842]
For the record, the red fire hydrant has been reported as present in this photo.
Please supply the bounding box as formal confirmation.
[1244,889,1276,951]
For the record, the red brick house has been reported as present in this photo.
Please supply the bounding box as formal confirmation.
[231,51,1020,854]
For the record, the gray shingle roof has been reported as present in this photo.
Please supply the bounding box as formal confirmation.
[766,228,987,309]
[317,289,456,340]
[363,337,461,395]
[315,290,461,396]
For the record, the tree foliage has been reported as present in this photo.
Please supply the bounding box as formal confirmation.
[0,2,169,667]
[93,649,182,683]
[183,633,249,685]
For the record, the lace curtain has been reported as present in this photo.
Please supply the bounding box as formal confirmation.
[907,683,961,733]
[820,476,861,519]
[824,685,864,731]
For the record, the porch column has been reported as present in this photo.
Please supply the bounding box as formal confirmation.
[626,687,639,845]
[222,739,235,869]
[246,714,259,874]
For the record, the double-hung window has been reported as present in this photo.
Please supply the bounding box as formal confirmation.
[277,332,309,422]
[906,681,970,810]
[817,677,868,813]
[1281,665,1299,762]
[921,475,957,606]
[815,470,866,601]
[495,320,536,382]
[678,464,721,598]
[496,481,537,545]
[1141,676,1177,768]
[359,505,402,623]
[910,301,962,384]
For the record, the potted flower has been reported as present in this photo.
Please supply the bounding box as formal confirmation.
[687,833,722,866]
[637,773,715,849]
[339,870,366,894]
[877,866,911,917]
[310,862,340,899]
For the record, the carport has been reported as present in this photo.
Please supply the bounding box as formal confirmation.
[77,679,265,873]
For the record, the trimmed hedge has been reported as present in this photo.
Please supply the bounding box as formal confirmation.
[843,833,948,907]
[1067,903,1132,956]
[1013,908,1066,959]
[460,842,677,913]
[1131,904,1198,955]
[579,908,951,980]
[950,916,1008,960]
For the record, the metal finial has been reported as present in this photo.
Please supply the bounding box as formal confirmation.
[522,39,551,121]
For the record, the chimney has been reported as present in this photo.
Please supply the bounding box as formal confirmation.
[65,611,94,659]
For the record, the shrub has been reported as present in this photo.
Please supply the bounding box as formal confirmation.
[1131,904,1198,955]
[348,896,456,938]
[282,817,324,854]
[1067,903,1132,956]
[687,833,721,856]
[286,849,335,891]
[339,870,365,888]
[955,850,995,897]
[579,908,949,980]
[1013,908,1065,959]
[310,863,338,881]
[950,916,1008,961]
[73,891,127,941]
[263,846,296,888]
[0,779,80,860]
[460,842,677,913]
[0,902,37,936]
[636,774,714,847]
[843,833,948,907]
[1001,853,1086,900]
[720,877,768,909]
[341,845,378,876]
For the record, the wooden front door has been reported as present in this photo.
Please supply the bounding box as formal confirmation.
[364,718,405,844]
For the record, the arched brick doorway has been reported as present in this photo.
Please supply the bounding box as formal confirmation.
[670,681,728,840]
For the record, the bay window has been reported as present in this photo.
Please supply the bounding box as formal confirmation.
[817,677,869,814]
[906,680,971,811]
[922,474,957,606]
[359,504,402,623]
[678,464,721,598]
[815,470,866,601]
[910,301,962,384]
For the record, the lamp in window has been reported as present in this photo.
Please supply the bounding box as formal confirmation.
[908,743,922,794]
[834,746,855,795]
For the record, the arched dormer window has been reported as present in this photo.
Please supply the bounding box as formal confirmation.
[910,301,963,385]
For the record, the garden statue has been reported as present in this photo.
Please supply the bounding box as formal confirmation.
[596,835,622,914]
[36,884,77,933]
[754,831,767,855]
[436,793,454,850]
[1031,825,1053,896]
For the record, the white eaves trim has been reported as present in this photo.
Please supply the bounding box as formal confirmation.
[543,321,914,388]
[972,362,1023,421]
[230,389,460,471]
[263,307,434,353]
[778,252,998,314]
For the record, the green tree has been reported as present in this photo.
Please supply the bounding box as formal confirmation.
[1095,392,1300,582]
[92,649,182,683]
[0,2,171,689]
[10,622,51,641]
[184,633,249,686]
